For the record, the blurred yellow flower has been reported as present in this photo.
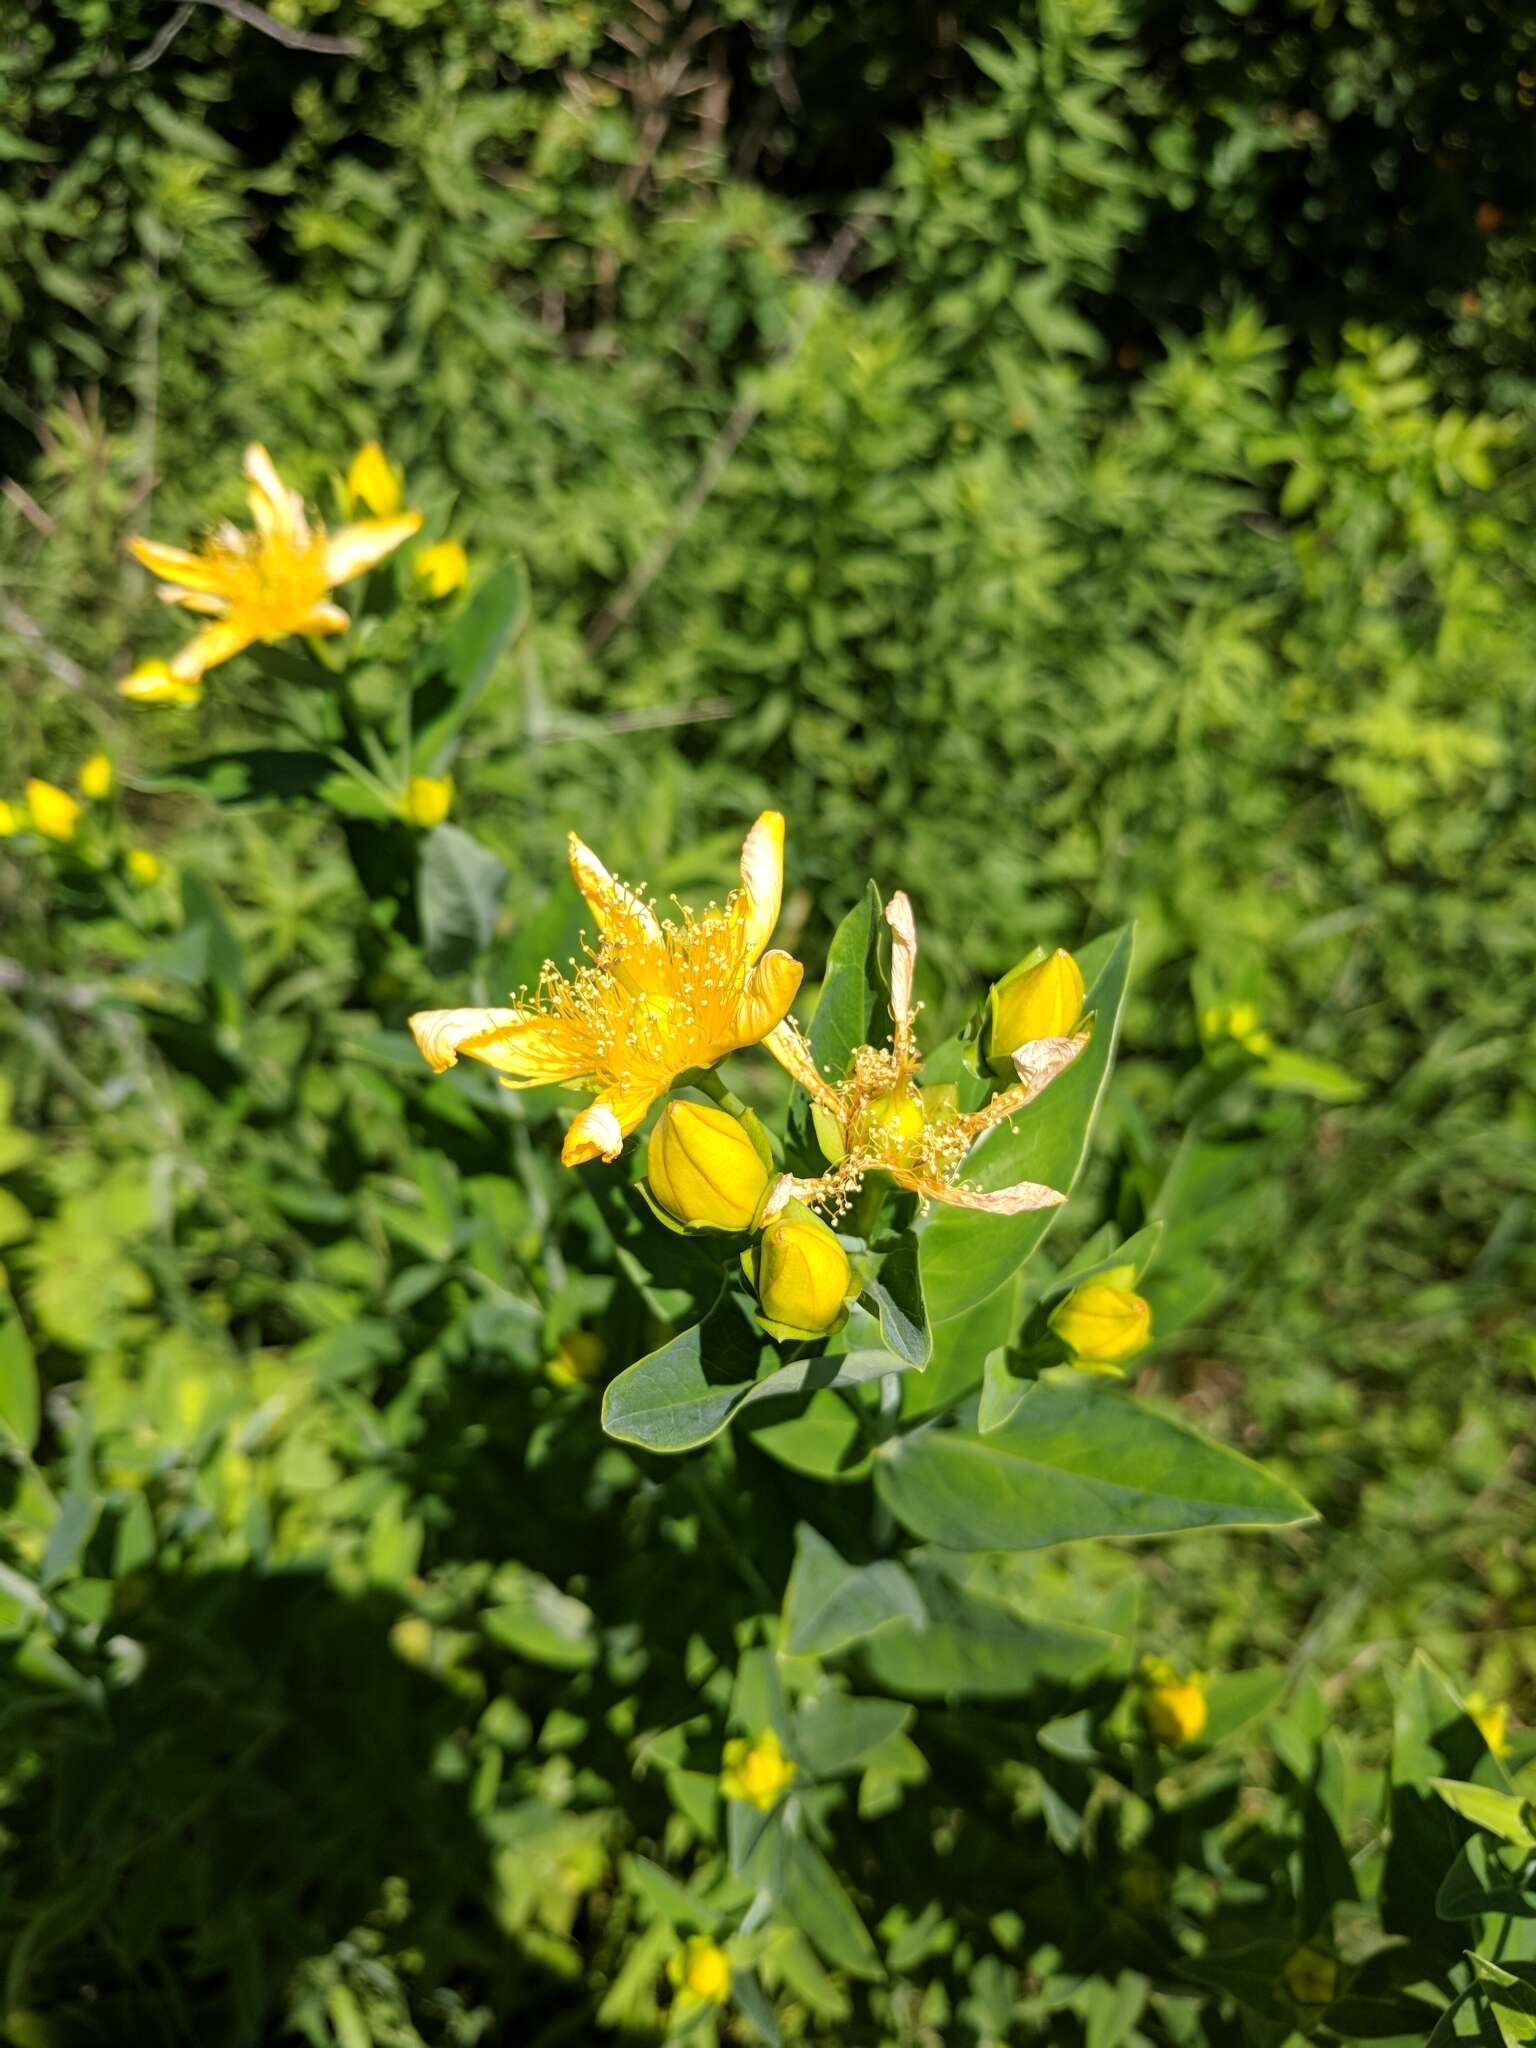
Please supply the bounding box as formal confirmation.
[345,439,404,518]
[402,774,454,828]
[546,1331,605,1387]
[667,1935,731,2007]
[1142,1658,1207,1746]
[126,848,162,886]
[79,752,114,801]
[1050,1271,1152,1371]
[118,659,203,707]
[119,443,421,695]
[1466,1690,1511,1757]
[414,538,468,598]
[1203,1000,1273,1056]
[765,891,1085,1219]
[410,812,802,1167]
[26,779,82,843]
[0,800,19,836]
[1281,1945,1337,2006]
[720,1728,797,1811]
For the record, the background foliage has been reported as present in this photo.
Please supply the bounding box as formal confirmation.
[1,0,1534,2041]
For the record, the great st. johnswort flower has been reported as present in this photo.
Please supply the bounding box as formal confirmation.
[720,1728,797,1811]
[668,1936,731,2008]
[763,891,1086,1219]
[1142,1660,1208,1746]
[118,444,421,701]
[409,813,802,1167]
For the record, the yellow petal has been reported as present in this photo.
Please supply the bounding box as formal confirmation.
[407,1007,580,1085]
[170,617,257,682]
[295,600,350,637]
[414,538,468,598]
[159,588,234,616]
[762,1017,838,1108]
[738,810,785,963]
[735,948,804,1048]
[345,440,403,518]
[562,1087,653,1166]
[26,779,82,842]
[567,832,662,944]
[320,513,423,586]
[243,443,301,541]
[117,659,202,706]
[128,536,237,597]
[885,890,917,1057]
[897,1170,1067,1214]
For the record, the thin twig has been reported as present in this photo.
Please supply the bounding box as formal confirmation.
[190,0,359,56]
[584,211,871,654]
[127,4,195,70]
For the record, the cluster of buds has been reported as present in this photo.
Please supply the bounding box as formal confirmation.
[645,1100,856,1340]
[0,754,162,886]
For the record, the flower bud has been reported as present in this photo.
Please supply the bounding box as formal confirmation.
[720,1728,797,1811]
[79,752,113,801]
[1142,1668,1207,1747]
[402,774,454,829]
[25,780,81,843]
[117,659,201,707]
[668,1936,731,2007]
[546,1329,605,1387]
[414,538,469,599]
[0,800,19,837]
[1050,1272,1151,1369]
[346,439,403,518]
[1466,1690,1511,1758]
[987,947,1085,1071]
[126,847,162,886]
[1281,1945,1338,2007]
[749,1204,853,1340]
[647,1100,771,1233]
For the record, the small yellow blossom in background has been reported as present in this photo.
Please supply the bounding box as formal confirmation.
[720,1727,797,1811]
[119,443,421,697]
[401,774,454,829]
[1050,1270,1152,1371]
[414,538,469,599]
[118,659,203,707]
[647,1099,771,1232]
[79,752,114,801]
[126,848,162,886]
[0,800,19,836]
[667,1935,732,2008]
[747,1204,855,1340]
[1281,1944,1338,2006]
[1202,1000,1273,1057]
[987,946,1085,1070]
[546,1331,605,1387]
[26,780,82,843]
[345,439,404,518]
[1466,1690,1511,1757]
[410,812,802,1167]
[1142,1659,1208,1746]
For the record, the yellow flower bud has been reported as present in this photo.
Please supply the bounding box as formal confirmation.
[1143,1673,1208,1747]
[0,800,19,836]
[850,1082,927,1166]
[346,439,403,518]
[647,1100,771,1233]
[25,779,82,843]
[987,947,1084,1070]
[402,774,454,829]
[546,1330,605,1387]
[414,538,469,599]
[667,1935,731,2007]
[720,1728,797,1811]
[1281,1945,1338,2007]
[749,1204,854,1341]
[117,660,201,707]
[1466,1690,1511,1758]
[1050,1274,1152,1369]
[126,847,162,886]
[79,752,113,801]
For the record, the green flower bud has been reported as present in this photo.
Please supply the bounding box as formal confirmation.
[749,1204,854,1341]
[647,1100,771,1233]
[1049,1270,1151,1369]
[986,947,1085,1072]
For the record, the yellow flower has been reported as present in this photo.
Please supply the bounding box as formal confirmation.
[747,1203,855,1340]
[1466,1690,1511,1758]
[118,659,202,707]
[648,1100,772,1232]
[1281,1945,1338,2007]
[1050,1272,1152,1371]
[414,538,468,598]
[26,779,82,843]
[1142,1661,1207,1747]
[126,848,162,886]
[345,439,404,518]
[119,443,421,694]
[409,813,802,1168]
[721,1728,797,1811]
[986,947,1085,1071]
[546,1330,606,1387]
[79,752,114,801]
[1204,1000,1273,1057]
[0,800,19,836]
[764,892,1086,1219]
[402,774,454,828]
[667,1935,732,2008]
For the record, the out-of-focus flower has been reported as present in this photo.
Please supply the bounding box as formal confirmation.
[765,892,1085,1219]
[79,752,114,801]
[1466,1690,1511,1758]
[720,1728,797,1810]
[1142,1659,1208,1746]
[118,659,203,707]
[26,780,82,843]
[647,1099,771,1232]
[1281,1945,1338,2007]
[401,774,454,829]
[345,439,404,518]
[1202,1000,1272,1056]
[119,443,421,695]
[667,1936,731,2008]
[414,539,468,599]
[747,1202,855,1340]
[126,848,163,886]
[409,813,802,1167]
[986,947,1084,1072]
[1050,1271,1152,1371]
[0,800,19,836]
[545,1331,606,1387]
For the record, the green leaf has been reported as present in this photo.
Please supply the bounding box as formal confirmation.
[807,881,885,1083]
[860,1561,1125,1700]
[780,1524,925,1658]
[1438,1833,1536,1922]
[1199,1664,1289,1746]
[412,560,528,771]
[481,1568,598,1671]
[1383,1652,1493,1958]
[919,927,1134,1325]
[859,1232,929,1368]
[776,1833,881,1979]
[874,1377,1314,1551]
[793,1692,912,1778]
[418,823,508,974]
[1431,1779,1536,1849]
[977,1347,1029,1434]
[142,750,334,806]
[0,1289,39,1453]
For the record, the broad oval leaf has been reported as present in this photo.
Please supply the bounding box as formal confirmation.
[418,824,509,974]
[780,1524,926,1658]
